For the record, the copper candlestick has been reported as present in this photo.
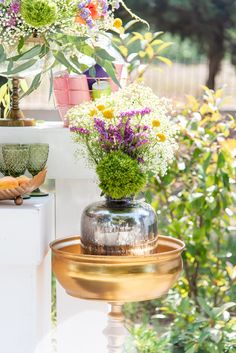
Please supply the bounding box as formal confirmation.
[0,77,35,127]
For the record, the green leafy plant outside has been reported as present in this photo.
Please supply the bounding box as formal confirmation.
[125,87,236,352]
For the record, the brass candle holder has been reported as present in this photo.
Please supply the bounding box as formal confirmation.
[51,235,185,352]
[0,77,35,127]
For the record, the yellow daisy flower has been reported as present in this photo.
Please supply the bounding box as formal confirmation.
[103,108,115,119]
[89,108,98,117]
[96,104,106,111]
[156,133,166,142]
[113,18,123,29]
[152,119,161,128]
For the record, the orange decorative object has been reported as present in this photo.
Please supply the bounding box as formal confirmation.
[0,169,47,205]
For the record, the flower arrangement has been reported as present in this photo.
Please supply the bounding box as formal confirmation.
[0,0,135,95]
[69,83,178,199]
[0,0,121,46]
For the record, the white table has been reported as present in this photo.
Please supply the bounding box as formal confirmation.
[0,123,107,348]
[0,195,55,353]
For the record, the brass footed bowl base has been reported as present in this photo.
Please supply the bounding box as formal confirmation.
[0,118,35,127]
[51,236,185,303]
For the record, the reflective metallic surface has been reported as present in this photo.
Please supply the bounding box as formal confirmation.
[51,235,185,302]
[81,198,158,256]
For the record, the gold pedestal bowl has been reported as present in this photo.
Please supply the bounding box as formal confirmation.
[51,235,185,352]
[50,235,185,303]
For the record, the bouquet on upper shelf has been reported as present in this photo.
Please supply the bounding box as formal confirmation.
[0,0,121,45]
[0,0,134,93]
[69,83,178,199]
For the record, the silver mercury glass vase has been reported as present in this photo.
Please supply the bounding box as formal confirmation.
[81,197,158,256]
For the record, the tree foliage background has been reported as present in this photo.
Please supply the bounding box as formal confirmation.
[124,0,236,89]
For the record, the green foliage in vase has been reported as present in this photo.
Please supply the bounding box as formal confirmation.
[125,87,236,352]
[96,151,147,199]
[21,0,58,28]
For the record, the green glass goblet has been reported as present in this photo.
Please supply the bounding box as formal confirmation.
[27,143,49,197]
[0,144,23,176]
[2,144,31,199]
[0,144,7,176]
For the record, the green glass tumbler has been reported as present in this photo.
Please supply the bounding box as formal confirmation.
[2,144,30,178]
[0,144,24,176]
[2,144,31,199]
[27,143,49,197]
[0,144,7,176]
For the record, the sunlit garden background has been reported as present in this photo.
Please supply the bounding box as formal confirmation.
[44,1,236,352]
[1,0,236,352]
[121,2,236,352]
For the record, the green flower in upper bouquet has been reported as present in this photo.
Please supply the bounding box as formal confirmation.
[21,0,58,28]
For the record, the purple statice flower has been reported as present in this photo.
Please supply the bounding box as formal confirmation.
[94,117,150,162]
[135,139,149,148]
[137,157,145,164]
[94,118,107,136]
[10,1,20,14]
[70,126,90,135]
[119,107,152,118]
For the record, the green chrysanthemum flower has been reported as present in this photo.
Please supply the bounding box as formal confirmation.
[96,151,147,199]
[21,0,58,28]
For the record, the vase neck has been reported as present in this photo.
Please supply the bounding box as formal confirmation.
[105,196,134,208]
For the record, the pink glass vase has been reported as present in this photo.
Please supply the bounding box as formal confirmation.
[54,74,91,127]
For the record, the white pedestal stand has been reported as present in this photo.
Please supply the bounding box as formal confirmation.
[0,196,55,353]
[104,304,129,353]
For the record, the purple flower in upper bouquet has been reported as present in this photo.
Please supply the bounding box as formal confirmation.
[98,0,109,15]
[114,0,120,9]
[10,1,20,14]
[6,17,17,26]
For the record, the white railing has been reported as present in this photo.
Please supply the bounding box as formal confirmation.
[21,61,236,111]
